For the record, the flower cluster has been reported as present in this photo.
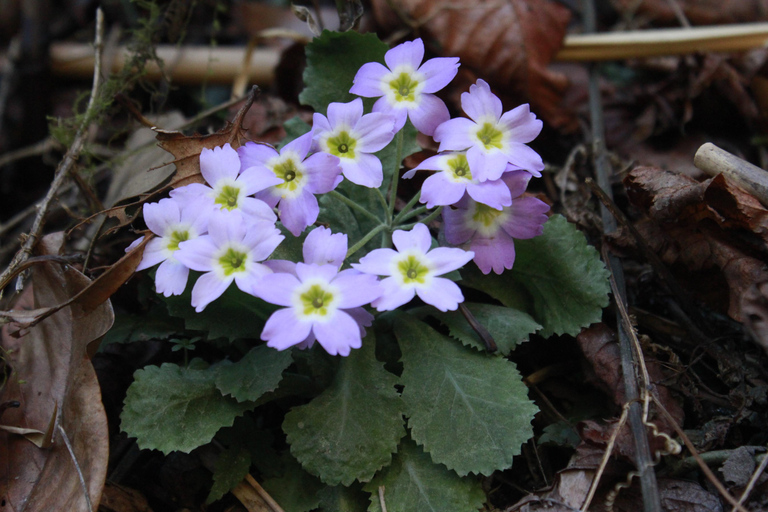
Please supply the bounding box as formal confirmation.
[129,37,549,356]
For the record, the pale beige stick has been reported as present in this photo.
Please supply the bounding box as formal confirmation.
[731,447,768,512]
[556,22,768,61]
[694,142,768,206]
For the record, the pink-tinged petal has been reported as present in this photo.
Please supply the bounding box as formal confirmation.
[263,259,297,275]
[303,152,342,194]
[350,61,390,97]
[462,79,502,122]
[282,131,313,160]
[262,308,313,350]
[200,143,240,184]
[506,142,545,174]
[135,237,168,271]
[385,38,424,71]
[237,166,284,195]
[467,146,508,182]
[208,209,247,247]
[433,117,475,149]
[175,236,217,272]
[237,141,278,169]
[502,197,550,239]
[340,152,382,188]
[499,104,543,143]
[466,179,512,210]
[352,248,399,276]
[421,173,465,208]
[240,197,278,224]
[501,169,533,198]
[143,198,180,236]
[416,277,464,312]
[419,57,460,93]
[278,190,319,237]
[372,96,408,132]
[254,272,301,306]
[426,246,474,275]
[234,262,272,294]
[371,277,415,311]
[170,183,211,201]
[311,112,332,134]
[408,93,450,136]
[155,259,190,297]
[296,262,338,283]
[191,272,232,312]
[327,98,363,130]
[313,310,363,356]
[303,227,347,267]
[393,222,432,253]
[243,224,284,261]
[471,234,516,275]
[333,273,382,308]
[345,307,374,337]
[353,113,396,153]
[442,206,475,245]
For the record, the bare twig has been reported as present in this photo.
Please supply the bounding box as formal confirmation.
[0,8,106,295]
[694,142,768,207]
[378,486,388,512]
[57,423,94,512]
[0,137,58,170]
[732,446,768,511]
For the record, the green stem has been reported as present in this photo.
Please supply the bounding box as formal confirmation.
[392,190,422,225]
[398,206,443,231]
[328,190,381,223]
[396,205,429,225]
[346,224,388,259]
[374,187,388,212]
[387,129,404,222]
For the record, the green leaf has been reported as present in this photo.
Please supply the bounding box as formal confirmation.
[395,314,537,476]
[463,214,610,337]
[283,334,405,485]
[215,344,293,402]
[539,421,581,448]
[430,303,541,356]
[103,304,184,346]
[206,443,252,503]
[121,363,253,454]
[377,121,421,195]
[279,116,312,148]
[364,437,485,512]
[300,30,388,114]
[163,274,277,341]
[318,483,370,512]
[262,455,323,512]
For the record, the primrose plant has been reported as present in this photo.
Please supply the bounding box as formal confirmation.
[120,31,609,512]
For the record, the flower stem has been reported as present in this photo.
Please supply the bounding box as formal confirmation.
[346,223,388,259]
[398,206,443,231]
[396,205,429,224]
[328,190,381,223]
[387,129,404,222]
[392,190,421,225]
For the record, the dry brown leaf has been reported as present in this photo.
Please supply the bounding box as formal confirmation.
[612,0,768,25]
[0,233,113,512]
[370,0,576,131]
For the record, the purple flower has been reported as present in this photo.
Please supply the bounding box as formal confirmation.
[350,38,459,136]
[352,223,473,312]
[174,209,284,312]
[254,263,382,356]
[402,151,512,210]
[127,195,209,297]
[238,133,342,236]
[311,98,395,188]
[171,143,280,224]
[442,171,549,274]
[433,79,544,182]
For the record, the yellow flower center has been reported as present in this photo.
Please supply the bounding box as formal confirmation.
[166,229,190,252]
[219,248,248,276]
[300,284,335,317]
[215,185,241,210]
[273,158,303,193]
[389,72,419,103]
[472,203,504,228]
[327,131,357,159]
[475,122,503,150]
[397,255,431,284]
[447,154,472,180]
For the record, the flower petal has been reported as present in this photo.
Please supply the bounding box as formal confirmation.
[243,223,284,261]
[155,259,190,297]
[408,93,450,136]
[372,96,408,133]
[501,196,550,239]
[385,38,424,72]
[420,173,465,208]
[208,209,246,247]
[303,226,347,267]
[136,237,168,271]
[345,306,374,337]
[471,234,516,275]
[240,197,278,224]
[419,57,460,93]
[499,104,543,143]
[467,146,509,182]
[506,142,545,174]
[254,272,301,306]
[442,205,475,245]
[327,98,363,130]
[352,248,399,276]
[191,272,232,312]
[501,169,533,198]
[295,262,338,284]
[415,277,464,311]
[282,131,313,160]
[426,246,474,275]
[237,141,278,169]
[262,308,313,351]
[234,262,272,294]
[237,166,284,196]
[333,273,382,308]
[392,222,431,253]
[278,190,319,236]
[433,117,475,149]
[371,277,415,311]
[143,198,181,236]
[350,61,390,97]
[200,143,240,184]
[175,236,217,272]
[461,79,502,122]
[263,259,297,275]
[340,152,382,188]
[303,152,342,194]
[353,113,396,153]
[313,310,363,356]
[466,179,512,210]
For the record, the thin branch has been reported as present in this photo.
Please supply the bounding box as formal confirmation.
[57,423,94,512]
[0,8,106,295]
[732,446,768,511]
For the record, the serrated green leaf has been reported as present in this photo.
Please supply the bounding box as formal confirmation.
[300,30,388,114]
[121,363,253,454]
[163,274,277,341]
[283,334,405,485]
[207,443,252,503]
[395,314,537,476]
[215,344,293,402]
[262,455,323,512]
[430,302,541,355]
[463,214,610,337]
[364,437,485,512]
[318,482,370,512]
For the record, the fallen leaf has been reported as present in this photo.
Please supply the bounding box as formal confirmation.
[369,0,576,131]
[0,233,113,512]
[742,279,768,354]
[612,0,768,25]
